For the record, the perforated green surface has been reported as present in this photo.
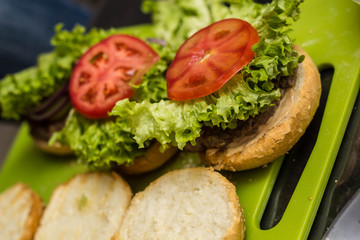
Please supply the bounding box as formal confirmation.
[0,0,359,239]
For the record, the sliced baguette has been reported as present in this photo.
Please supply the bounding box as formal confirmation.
[116,167,245,240]
[0,183,44,240]
[204,46,321,171]
[34,172,132,240]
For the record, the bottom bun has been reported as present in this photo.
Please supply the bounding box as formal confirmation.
[116,167,245,240]
[34,136,177,175]
[204,46,321,171]
[33,138,74,156]
[120,142,179,175]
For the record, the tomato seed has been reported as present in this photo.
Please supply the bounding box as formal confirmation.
[103,84,119,99]
[79,72,91,86]
[185,75,207,88]
[81,88,97,103]
[214,30,231,41]
[91,52,108,68]
[114,67,137,81]
[115,43,141,56]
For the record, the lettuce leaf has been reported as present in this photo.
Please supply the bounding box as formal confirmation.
[0,52,73,120]
[50,55,170,168]
[111,75,280,150]
[243,0,303,92]
[50,109,146,169]
[104,0,303,157]
[0,24,158,120]
[52,73,280,169]
[142,0,268,49]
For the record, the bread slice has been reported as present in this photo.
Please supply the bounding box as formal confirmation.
[0,183,44,240]
[34,172,132,240]
[204,46,321,171]
[116,167,245,240]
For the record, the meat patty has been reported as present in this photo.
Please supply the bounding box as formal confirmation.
[184,69,297,152]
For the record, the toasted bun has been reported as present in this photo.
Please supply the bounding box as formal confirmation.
[116,167,245,240]
[34,172,132,240]
[33,138,74,156]
[204,46,321,171]
[120,142,179,175]
[0,183,44,240]
[34,137,177,174]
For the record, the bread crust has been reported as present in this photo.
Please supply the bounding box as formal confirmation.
[119,142,178,175]
[33,138,74,156]
[20,185,44,240]
[117,167,245,240]
[34,137,177,175]
[204,46,321,171]
[0,183,44,240]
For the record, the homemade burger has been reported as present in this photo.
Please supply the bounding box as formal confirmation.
[0,0,320,172]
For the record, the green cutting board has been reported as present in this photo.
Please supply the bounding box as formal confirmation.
[1,0,359,239]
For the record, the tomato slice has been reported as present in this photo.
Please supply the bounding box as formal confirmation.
[69,34,159,119]
[166,18,259,101]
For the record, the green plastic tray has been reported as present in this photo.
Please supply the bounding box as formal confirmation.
[0,0,359,239]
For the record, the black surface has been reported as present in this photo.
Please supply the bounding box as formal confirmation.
[261,68,334,231]
[90,0,150,28]
[309,80,360,239]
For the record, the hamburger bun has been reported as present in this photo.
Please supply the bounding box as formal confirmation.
[34,172,132,240]
[34,136,177,175]
[119,142,178,175]
[204,46,321,171]
[116,167,245,240]
[33,137,74,156]
[0,183,44,240]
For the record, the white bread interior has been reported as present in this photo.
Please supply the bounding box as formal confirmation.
[34,172,132,240]
[116,167,245,240]
[0,183,44,240]
[204,46,321,171]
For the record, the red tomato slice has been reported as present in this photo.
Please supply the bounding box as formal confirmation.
[69,34,159,119]
[166,18,259,101]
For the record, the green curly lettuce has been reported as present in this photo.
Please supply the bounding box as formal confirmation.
[142,0,268,49]
[105,0,304,156]
[0,51,73,120]
[0,24,156,120]
[50,58,170,168]
[111,75,281,150]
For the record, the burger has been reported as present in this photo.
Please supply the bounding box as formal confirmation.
[0,0,320,173]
